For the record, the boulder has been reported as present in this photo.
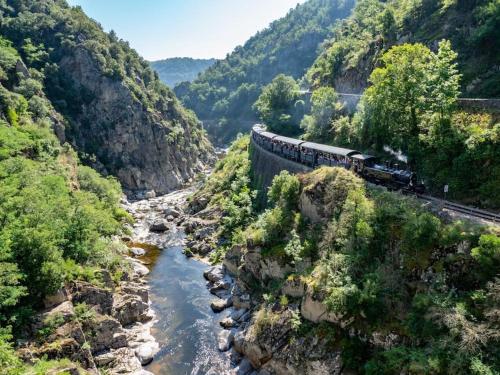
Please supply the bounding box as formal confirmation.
[217,329,235,352]
[231,309,248,322]
[223,245,243,276]
[209,277,232,294]
[150,219,168,232]
[43,288,69,309]
[112,295,150,326]
[131,260,150,278]
[204,265,225,283]
[135,341,159,365]
[108,347,143,373]
[94,351,116,367]
[281,277,305,298]
[130,247,146,257]
[144,190,156,199]
[220,317,238,329]
[84,315,127,353]
[164,207,181,218]
[210,298,232,313]
[121,282,149,303]
[71,282,113,315]
[300,289,342,325]
[235,358,255,375]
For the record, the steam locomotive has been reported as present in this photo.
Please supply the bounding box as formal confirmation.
[251,125,424,193]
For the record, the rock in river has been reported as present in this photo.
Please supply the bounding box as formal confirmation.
[150,219,169,232]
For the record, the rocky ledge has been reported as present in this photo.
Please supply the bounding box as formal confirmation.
[18,262,158,375]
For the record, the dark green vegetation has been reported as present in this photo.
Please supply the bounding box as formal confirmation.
[190,135,255,263]
[174,0,355,143]
[253,74,304,136]
[201,133,500,373]
[308,0,500,97]
[150,57,217,88]
[0,29,129,372]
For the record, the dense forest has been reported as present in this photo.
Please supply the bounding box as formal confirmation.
[0,30,129,374]
[174,0,355,143]
[150,57,217,88]
[308,0,500,97]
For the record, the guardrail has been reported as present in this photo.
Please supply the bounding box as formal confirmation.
[416,194,500,223]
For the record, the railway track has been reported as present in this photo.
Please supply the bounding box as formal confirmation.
[251,131,500,225]
[411,193,500,224]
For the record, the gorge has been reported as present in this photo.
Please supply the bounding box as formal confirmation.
[0,0,499,375]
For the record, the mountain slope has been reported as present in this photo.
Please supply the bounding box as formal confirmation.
[0,0,213,195]
[308,0,499,97]
[174,0,356,143]
[150,57,217,87]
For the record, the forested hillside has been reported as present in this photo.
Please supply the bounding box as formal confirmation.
[0,0,213,196]
[0,25,132,375]
[174,0,355,143]
[150,57,217,87]
[0,1,213,371]
[308,0,499,97]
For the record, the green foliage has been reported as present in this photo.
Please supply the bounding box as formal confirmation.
[0,328,23,374]
[471,234,500,281]
[253,74,302,135]
[267,170,300,209]
[74,302,96,324]
[192,136,254,262]
[361,41,460,160]
[309,0,499,97]
[301,86,343,141]
[37,312,65,340]
[284,230,304,265]
[0,48,127,332]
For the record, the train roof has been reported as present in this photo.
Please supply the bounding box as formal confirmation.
[351,154,376,161]
[259,131,278,139]
[301,142,360,157]
[273,135,305,146]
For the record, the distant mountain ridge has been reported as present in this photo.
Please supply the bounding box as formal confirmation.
[174,0,356,144]
[150,57,217,87]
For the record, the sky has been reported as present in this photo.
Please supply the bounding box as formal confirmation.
[67,0,306,61]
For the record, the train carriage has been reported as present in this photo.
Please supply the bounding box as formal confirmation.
[250,125,424,193]
[300,142,360,168]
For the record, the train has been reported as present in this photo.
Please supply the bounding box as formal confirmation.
[251,124,425,193]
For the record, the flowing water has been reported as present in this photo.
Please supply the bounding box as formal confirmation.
[127,189,234,375]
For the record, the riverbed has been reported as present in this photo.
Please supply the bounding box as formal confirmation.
[125,189,234,375]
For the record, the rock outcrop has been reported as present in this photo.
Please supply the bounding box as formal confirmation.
[19,259,157,375]
[57,46,213,195]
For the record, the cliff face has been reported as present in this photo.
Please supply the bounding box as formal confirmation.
[57,47,212,194]
[0,0,214,195]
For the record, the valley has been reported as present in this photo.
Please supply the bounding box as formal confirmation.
[0,0,498,374]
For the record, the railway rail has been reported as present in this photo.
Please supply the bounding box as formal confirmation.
[414,194,500,224]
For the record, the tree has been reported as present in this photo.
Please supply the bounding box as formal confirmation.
[253,74,301,135]
[301,86,341,141]
[361,41,461,164]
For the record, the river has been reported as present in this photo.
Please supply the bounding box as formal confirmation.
[125,188,235,375]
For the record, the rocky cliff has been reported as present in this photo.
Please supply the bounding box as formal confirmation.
[0,0,214,195]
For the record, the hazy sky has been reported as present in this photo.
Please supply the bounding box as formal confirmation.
[67,0,306,61]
